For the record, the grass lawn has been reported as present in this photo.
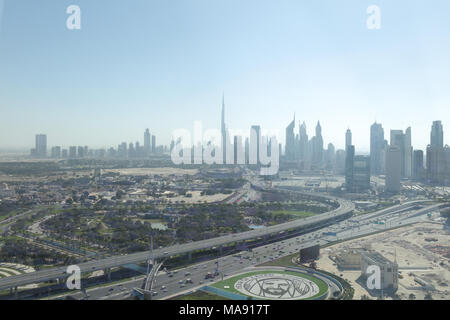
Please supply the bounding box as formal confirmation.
[175,290,230,300]
[270,210,316,218]
[258,253,298,268]
[211,270,328,300]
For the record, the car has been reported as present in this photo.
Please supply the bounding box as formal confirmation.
[161,285,166,290]
[178,280,184,284]
[185,272,191,276]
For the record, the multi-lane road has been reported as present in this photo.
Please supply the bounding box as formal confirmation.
[44,200,444,300]
[0,180,446,298]
[0,192,354,292]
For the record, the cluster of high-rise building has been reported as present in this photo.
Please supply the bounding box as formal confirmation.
[169,96,279,168]
[346,121,449,192]
[284,117,327,171]
[30,134,47,158]
[426,121,449,186]
[282,116,449,191]
[30,129,163,160]
[28,96,449,190]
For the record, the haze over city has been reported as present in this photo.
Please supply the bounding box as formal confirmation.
[0,0,449,307]
[1,0,450,151]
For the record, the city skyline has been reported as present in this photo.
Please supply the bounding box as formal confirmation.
[25,116,447,159]
[0,0,449,304]
[1,1,450,150]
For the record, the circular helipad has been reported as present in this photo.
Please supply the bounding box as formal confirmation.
[211,270,328,300]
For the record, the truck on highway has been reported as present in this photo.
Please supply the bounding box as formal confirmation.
[205,271,219,279]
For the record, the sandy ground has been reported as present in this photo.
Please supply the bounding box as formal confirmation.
[316,222,449,300]
[164,191,230,204]
[0,263,38,289]
[106,168,198,176]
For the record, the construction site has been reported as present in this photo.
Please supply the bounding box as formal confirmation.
[317,221,449,300]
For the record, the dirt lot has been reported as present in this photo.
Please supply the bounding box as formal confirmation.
[317,222,449,300]
[106,167,198,176]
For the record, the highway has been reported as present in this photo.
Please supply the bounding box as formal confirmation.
[0,209,35,233]
[0,192,355,291]
[43,201,444,300]
[1,189,445,293]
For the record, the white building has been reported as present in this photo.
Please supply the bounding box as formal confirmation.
[361,251,398,291]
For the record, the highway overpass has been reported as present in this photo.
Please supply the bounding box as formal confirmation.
[0,193,445,292]
[0,192,353,291]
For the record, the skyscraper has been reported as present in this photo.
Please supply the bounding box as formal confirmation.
[51,146,61,158]
[69,146,77,159]
[413,150,424,180]
[427,121,449,185]
[426,145,450,185]
[233,135,244,165]
[404,127,412,178]
[77,146,85,158]
[151,135,156,153]
[390,129,406,178]
[250,125,261,165]
[345,145,355,190]
[144,129,151,155]
[326,143,335,170]
[35,134,47,158]
[353,155,370,192]
[285,115,296,161]
[345,129,352,168]
[299,121,308,161]
[370,122,384,175]
[386,146,402,193]
[221,94,227,164]
[345,129,352,149]
[430,120,444,148]
[335,149,346,174]
[390,128,412,178]
[312,121,323,167]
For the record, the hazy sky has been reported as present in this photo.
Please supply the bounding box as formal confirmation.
[0,0,449,152]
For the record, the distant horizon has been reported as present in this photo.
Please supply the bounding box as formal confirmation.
[0,115,446,155]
